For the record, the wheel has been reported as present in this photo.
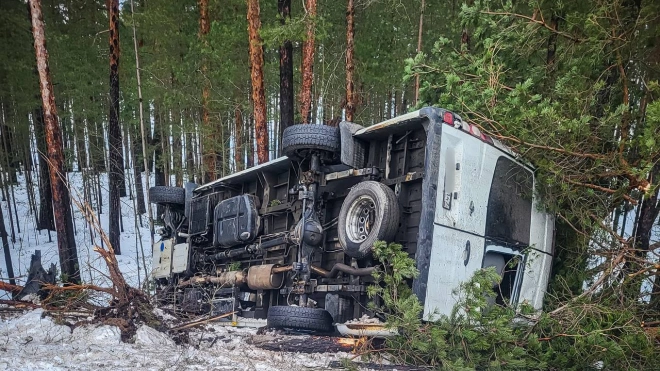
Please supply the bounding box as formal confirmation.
[281,124,340,159]
[149,186,185,206]
[267,306,334,333]
[338,181,400,259]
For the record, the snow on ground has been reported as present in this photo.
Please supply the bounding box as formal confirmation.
[1,170,154,296]
[0,309,357,371]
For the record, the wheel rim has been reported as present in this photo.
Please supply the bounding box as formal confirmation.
[345,195,376,243]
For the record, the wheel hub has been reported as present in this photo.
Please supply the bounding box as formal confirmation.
[346,195,376,243]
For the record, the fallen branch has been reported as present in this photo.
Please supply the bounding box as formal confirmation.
[0,299,39,309]
[169,311,236,331]
[0,281,23,295]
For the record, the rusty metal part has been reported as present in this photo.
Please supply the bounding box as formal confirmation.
[310,263,376,278]
[178,270,247,287]
[247,264,284,290]
[272,265,293,274]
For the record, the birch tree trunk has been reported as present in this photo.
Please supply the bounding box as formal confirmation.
[28,0,80,283]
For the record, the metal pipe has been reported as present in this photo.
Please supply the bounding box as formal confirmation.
[178,270,247,287]
[310,263,376,278]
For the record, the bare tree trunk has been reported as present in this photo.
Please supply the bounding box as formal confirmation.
[234,104,243,171]
[186,130,195,182]
[247,108,254,168]
[345,0,356,122]
[414,0,425,105]
[108,0,123,254]
[130,0,152,239]
[171,109,183,186]
[278,0,294,144]
[34,108,55,231]
[132,132,146,215]
[546,13,559,73]
[247,0,269,164]
[0,189,14,286]
[299,0,317,124]
[153,104,165,221]
[199,0,216,182]
[29,0,80,283]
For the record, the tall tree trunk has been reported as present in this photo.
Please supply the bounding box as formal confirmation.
[545,13,559,87]
[92,115,105,172]
[186,130,195,182]
[247,0,269,164]
[74,115,87,171]
[278,0,294,144]
[345,0,356,122]
[130,0,152,235]
[234,104,243,171]
[247,108,254,168]
[0,196,14,286]
[34,108,54,231]
[414,0,425,105]
[29,0,80,283]
[299,0,317,124]
[153,104,165,220]
[199,0,216,182]
[172,109,183,186]
[108,0,123,254]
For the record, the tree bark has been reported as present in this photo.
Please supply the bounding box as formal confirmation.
[414,0,425,105]
[0,188,14,286]
[299,0,317,124]
[29,0,80,283]
[234,104,243,171]
[172,110,183,187]
[34,108,54,231]
[199,0,216,182]
[345,0,356,122]
[546,14,559,71]
[108,0,123,254]
[247,0,269,164]
[153,104,165,220]
[132,130,146,215]
[278,0,294,141]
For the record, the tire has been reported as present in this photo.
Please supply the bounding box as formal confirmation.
[267,306,334,333]
[149,186,185,206]
[281,124,340,159]
[338,181,400,259]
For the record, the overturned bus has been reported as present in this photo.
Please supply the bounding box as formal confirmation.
[150,107,554,332]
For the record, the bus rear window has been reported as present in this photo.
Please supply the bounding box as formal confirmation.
[485,157,533,247]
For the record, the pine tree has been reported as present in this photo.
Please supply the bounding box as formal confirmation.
[247,0,269,164]
[278,0,294,140]
[108,0,123,254]
[344,0,356,122]
[28,0,80,284]
[299,0,317,124]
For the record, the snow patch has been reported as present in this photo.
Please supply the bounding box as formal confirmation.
[134,325,174,347]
